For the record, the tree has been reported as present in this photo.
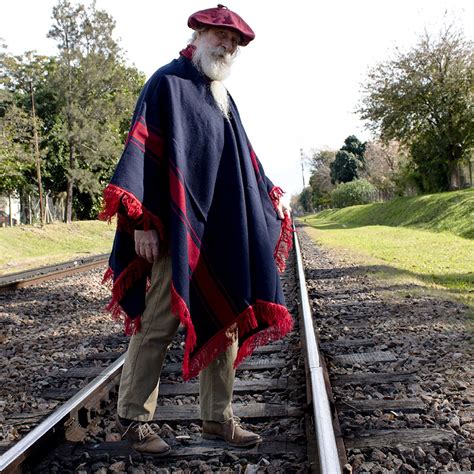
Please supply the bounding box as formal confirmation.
[359,26,473,192]
[330,150,360,184]
[47,0,144,222]
[298,187,313,214]
[363,139,406,194]
[0,106,35,193]
[308,149,335,206]
[1,48,51,223]
[341,135,366,164]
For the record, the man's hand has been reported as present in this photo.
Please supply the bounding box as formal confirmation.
[134,230,160,263]
[276,201,291,220]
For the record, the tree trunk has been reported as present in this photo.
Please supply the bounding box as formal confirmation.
[65,144,75,224]
[28,194,32,225]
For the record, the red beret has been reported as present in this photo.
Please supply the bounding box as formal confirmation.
[188,4,255,46]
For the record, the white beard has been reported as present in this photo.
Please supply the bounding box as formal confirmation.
[209,81,230,119]
[192,38,235,118]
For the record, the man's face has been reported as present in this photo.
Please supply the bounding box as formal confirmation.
[192,27,239,82]
[201,27,241,56]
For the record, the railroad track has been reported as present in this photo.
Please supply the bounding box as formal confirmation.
[0,254,109,292]
[1,228,471,472]
[0,233,343,473]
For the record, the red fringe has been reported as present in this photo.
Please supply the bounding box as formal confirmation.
[124,316,141,335]
[269,186,294,272]
[269,186,285,205]
[172,290,293,380]
[171,284,197,380]
[233,300,294,368]
[101,267,114,285]
[98,184,166,241]
[104,293,142,336]
[102,257,150,336]
[274,214,294,272]
[99,184,142,221]
[99,183,167,336]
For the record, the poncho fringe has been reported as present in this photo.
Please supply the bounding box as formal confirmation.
[100,185,294,378]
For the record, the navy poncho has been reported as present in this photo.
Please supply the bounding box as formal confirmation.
[100,47,293,379]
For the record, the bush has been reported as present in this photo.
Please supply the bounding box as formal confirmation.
[330,179,377,208]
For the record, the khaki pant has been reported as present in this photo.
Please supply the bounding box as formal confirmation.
[117,254,236,422]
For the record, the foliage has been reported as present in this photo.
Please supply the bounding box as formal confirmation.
[298,187,313,213]
[330,150,361,184]
[1,2,145,223]
[329,135,367,184]
[363,139,407,194]
[0,50,51,200]
[47,0,145,222]
[0,105,36,195]
[359,26,474,192]
[341,135,366,163]
[330,179,377,208]
[308,149,335,206]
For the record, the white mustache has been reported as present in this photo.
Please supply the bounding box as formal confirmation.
[210,46,232,61]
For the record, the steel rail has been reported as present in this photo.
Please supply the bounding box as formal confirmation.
[0,355,125,473]
[0,255,109,292]
[294,231,341,473]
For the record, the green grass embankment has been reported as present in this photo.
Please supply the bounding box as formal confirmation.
[308,188,473,239]
[0,220,115,275]
[300,188,474,304]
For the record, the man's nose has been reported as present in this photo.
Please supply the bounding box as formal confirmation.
[220,38,232,51]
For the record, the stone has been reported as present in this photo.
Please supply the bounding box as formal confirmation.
[359,462,375,471]
[448,415,460,428]
[93,468,108,474]
[437,448,452,464]
[109,461,126,472]
[455,447,471,460]
[413,446,426,461]
[370,449,386,462]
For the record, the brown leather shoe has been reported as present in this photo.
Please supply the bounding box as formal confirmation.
[202,416,262,447]
[116,415,171,456]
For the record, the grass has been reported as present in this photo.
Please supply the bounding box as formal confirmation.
[307,188,473,239]
[0,220,115,275]
[299,189,474,307]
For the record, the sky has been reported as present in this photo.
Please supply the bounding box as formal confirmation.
[1,0,473,198]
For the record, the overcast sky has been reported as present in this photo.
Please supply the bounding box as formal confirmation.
[2,1,473,197]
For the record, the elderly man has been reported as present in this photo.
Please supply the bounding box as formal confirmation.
[100,5,293,456]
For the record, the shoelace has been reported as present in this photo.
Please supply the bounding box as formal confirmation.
[224,415,242,440]
[122,421,156,441]
[136,423,156,441]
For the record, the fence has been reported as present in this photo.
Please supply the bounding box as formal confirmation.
[0,192,66,226]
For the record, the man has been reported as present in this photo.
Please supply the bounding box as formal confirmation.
[100,5,293,456]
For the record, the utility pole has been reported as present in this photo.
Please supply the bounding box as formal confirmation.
[300,148,306,188]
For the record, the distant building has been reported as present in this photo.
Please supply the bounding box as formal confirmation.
[0,195,21,226]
